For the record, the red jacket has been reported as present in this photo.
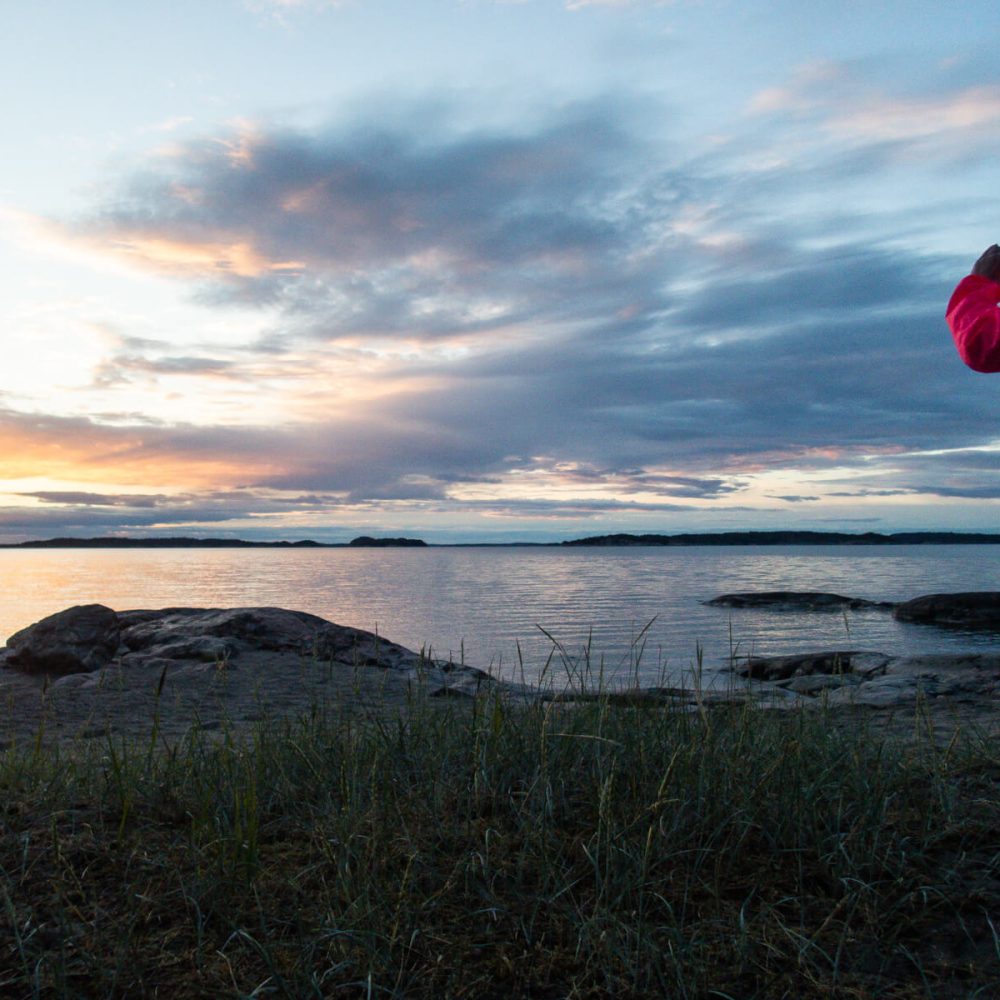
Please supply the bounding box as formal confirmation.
[947,274,1000,372]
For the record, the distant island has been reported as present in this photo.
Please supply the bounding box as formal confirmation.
[0,536,421,549]
[3,531,1000,549]
[348,536,427,547]
[560,531,1000,546]
[1,537,326,549]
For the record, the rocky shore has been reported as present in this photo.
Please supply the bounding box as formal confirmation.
[0,605,494,748]
[2,592,1000,747]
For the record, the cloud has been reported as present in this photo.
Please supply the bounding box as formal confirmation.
[748,63,1000,166]
[0,406,296,488]
[244,0,349,17]
[495,0,674,7]
[20,492,172,508]
[70,101,683,353]
[829,86,1000,144]
[565,0,654,8]
[92,354,237,388]
[917,485,1000,500]
[0,485,358,540]
[827,490,912,498]
[814,445,1000,508]
[7,85,996,539]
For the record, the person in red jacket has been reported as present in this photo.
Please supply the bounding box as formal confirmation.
[947,244,1000,372]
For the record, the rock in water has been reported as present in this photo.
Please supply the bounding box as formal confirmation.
[5,604,121,675]
[893,592,1000,629]
[706,592,892,611]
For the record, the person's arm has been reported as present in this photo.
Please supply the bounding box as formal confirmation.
[946,245,1000,373]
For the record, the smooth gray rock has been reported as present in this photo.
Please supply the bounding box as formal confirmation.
[118,607,331,654]
[312,622,418,669]
[113,606,412,670]
[4,604,121,675]
[0,605,500,749]
[121,636,235,665]
[1,605,491,702]
[893,592,1000,629]
[706,591,892,611]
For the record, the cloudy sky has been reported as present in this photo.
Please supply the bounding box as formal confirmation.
[1,0,999,543]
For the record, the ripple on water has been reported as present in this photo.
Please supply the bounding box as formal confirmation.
[1,544,999,687]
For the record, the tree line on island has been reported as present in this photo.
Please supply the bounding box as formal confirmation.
[3,531,1000,548]
[559,530,1000,546]
[1,536,428,549]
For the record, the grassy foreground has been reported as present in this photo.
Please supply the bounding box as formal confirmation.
[1,690,999,998]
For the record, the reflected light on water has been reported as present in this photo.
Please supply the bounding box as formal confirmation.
[2,545,1000,687]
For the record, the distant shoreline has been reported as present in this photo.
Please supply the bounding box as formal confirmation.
[4,530,1000,549]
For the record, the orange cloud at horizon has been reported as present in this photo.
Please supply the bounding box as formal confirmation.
[0,416,289,490]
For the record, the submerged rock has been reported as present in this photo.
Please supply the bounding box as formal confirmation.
[706,592,892,611]
[893,592,1000,630]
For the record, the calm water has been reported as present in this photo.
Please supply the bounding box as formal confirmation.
[2,545,1000,686]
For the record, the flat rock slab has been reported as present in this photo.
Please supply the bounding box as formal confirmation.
[730,648,1000,709]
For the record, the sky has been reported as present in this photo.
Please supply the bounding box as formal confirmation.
[1,0,1000,543]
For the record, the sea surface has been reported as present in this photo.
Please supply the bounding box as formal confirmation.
[2,544,1000,687]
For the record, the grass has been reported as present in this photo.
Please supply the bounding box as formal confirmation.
[1,674,999,998]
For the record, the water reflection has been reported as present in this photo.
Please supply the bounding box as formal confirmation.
[1,545,999,686]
